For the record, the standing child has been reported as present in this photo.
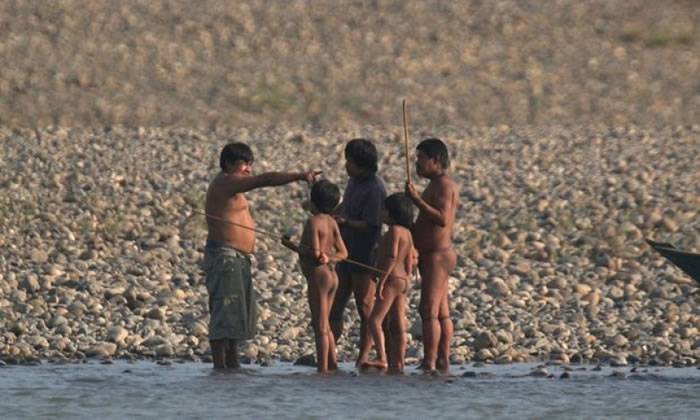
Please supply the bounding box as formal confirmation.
[366,193,416,373]
[282,180,348,373]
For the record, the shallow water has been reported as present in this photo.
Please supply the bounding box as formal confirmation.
[1,361,699,419]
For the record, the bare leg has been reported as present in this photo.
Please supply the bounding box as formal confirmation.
[419,252,449,372]
[389,295,407,373]
[436,250,456,372]
[210,339,227,369]
[367,284,398,370]
[354,271,376,367]
[329,270,352,346]
[383,316,394,370]
[327,272,339,371]
[309,266,335,373]
[225,339,240,368]
[437,294,453,372]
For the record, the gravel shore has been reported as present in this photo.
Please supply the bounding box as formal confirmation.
[1,1,698,128]
[1,0,698,369]
[1,125,698,367]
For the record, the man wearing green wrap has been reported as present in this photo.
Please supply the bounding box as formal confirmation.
[203,142,319,369]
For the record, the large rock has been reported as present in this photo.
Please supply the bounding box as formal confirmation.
[154,344,174,358]
[30,250,49,264]
[87,342,117,358]
[190,321,208,337]
[474,331,498,350]
[107,326,129,343]
[488,277,511,297]
[26,335,50,349]
[145,308,165,320]
[574,283,592,295]
[281,327,300,341]
[142,336,170,348]
[48,315,68,329]
[20,275,40,293]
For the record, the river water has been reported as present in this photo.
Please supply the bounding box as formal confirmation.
[1,361,699,419]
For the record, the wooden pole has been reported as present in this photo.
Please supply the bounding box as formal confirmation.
[193,210,393,277]
[402,99,411,182]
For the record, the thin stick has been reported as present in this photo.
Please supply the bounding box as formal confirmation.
[193,210,277,238]
[402,99,411,182]
[193,210,392,277]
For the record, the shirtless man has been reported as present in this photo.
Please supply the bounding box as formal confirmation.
[203,142,318,369]
[405,138,459,373]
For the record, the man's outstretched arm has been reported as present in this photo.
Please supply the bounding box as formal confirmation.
[224,170,320,195]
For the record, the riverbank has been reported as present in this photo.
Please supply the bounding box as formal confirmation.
[0,125,698,367]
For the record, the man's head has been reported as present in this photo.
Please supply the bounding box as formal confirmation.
[220,142,254,175]
[415,138,449,177]
[310,180,341,214]
[344,138,378,177]
[384,193,415,228]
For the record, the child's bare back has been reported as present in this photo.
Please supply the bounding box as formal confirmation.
[298,214,343,277]
[281,180,348,373]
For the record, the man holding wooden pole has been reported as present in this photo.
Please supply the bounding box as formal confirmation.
[404,132,460,372]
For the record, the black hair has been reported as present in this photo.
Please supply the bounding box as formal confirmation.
[344,138,378,173]
[310,180,341,214]
[220,142,254,171]
[385,193,415,229]
[416,138,449,168]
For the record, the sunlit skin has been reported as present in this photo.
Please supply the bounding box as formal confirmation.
[365,212,416,373]
[282,204,348,373]
[205,159,319,369]
[405,150,459,373]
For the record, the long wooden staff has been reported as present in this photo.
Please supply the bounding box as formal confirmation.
[193,210,391,277]
[402,99,411,182]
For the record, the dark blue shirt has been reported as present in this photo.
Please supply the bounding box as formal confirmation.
[337,174,386,274]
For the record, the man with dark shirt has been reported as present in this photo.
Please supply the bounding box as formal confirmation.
[330,139,387,367]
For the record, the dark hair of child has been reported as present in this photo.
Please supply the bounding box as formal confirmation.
[385,193,415,229]
[310,180,341,214]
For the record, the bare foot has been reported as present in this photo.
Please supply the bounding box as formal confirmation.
[418,360,436,372]
[436,359,449,374]
[360,360,388,371]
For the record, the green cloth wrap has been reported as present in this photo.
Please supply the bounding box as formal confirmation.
[202,246,256,341]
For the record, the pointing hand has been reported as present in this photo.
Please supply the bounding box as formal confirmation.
[304,170,323,184]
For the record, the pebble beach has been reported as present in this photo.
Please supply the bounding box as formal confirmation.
[1,125,698,368]
[0,0,698,370]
